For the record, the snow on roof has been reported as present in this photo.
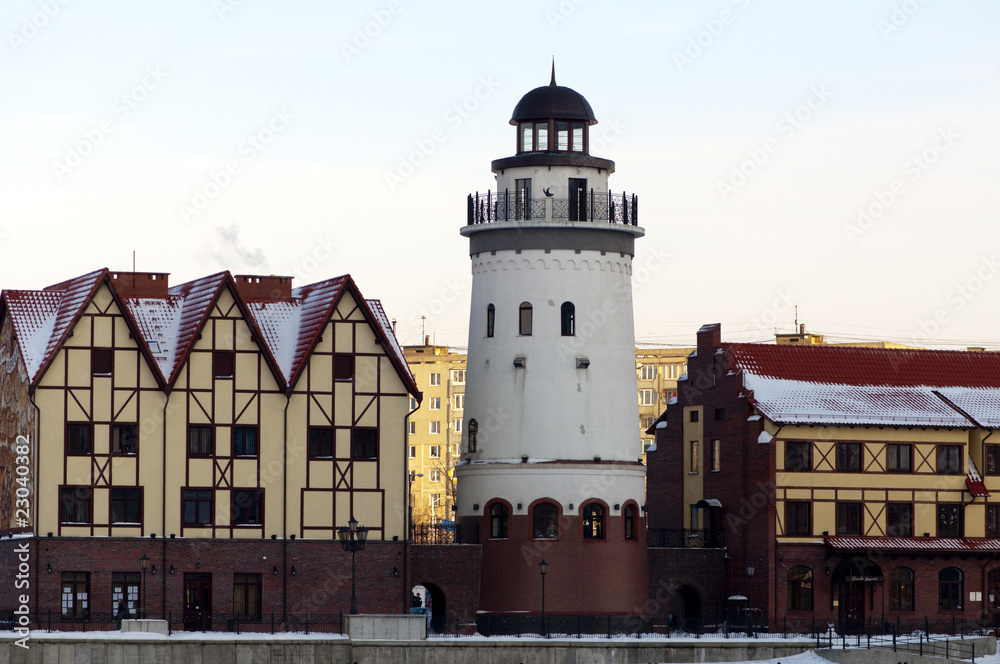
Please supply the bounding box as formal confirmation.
[366,298,415,386]
[4,269,417,397]
[3,269,104,382]
[726,343,1000,428]
[825,535,1000,552]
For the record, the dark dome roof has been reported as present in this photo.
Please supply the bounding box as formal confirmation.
[509,81,597,126]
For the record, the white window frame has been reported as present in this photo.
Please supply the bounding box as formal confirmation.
[429,373,441,386]
[639,389,656,406]
[408,422,416,435]
[453,394,464,410]
[408,445,416,459]
[453,418,462,433]
[429,422,440,435]
[639,365,657,380]
[429,469,442,482]
[429,445,441,458]
[451,370,465,384]
[429,397,441,410]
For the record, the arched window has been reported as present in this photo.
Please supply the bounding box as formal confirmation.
[786,566,813,611]
[582,503,605,540]
[519,302,532,336]
[889,567,914,611]
[489,503,509,539]
[486,304,495,338]
[939,567,963,611]
[561,302,575,336]
[624,504,637,540]
[467,419,478,453]
[532,502,558,539]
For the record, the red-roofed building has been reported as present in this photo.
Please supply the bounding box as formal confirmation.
[647,323,1000,634]
[0,268,453,630]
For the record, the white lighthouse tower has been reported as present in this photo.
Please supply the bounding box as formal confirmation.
[456,69,648,616]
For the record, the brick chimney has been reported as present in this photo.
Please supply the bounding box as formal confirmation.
[697,323,721,358]
[110,272,170,298]
[233,275,293,301]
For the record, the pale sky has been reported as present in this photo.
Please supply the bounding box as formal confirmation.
[1,1,997,350]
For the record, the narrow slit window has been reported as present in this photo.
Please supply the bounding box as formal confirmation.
[519,302,532,336]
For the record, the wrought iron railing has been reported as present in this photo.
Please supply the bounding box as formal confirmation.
[467,190,638,226]
[646,528,725,548]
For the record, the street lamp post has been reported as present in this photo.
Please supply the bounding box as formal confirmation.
[338,517,369,615]
[139,554,149,620]
[746,561,756,638]
[538,559,548,638]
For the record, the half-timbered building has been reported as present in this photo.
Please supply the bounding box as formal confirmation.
[0,268,420,627]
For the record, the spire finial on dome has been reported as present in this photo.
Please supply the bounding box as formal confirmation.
[550,57,556,86]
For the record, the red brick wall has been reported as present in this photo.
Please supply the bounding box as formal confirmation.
[647,547,728,628]
[409,544,481,631]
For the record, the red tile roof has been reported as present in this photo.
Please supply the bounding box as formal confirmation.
[825,536,1000,552]
[2,269,418,398]
[726,343,1000,388]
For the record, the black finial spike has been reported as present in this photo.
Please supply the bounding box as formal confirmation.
[550,57,556,86]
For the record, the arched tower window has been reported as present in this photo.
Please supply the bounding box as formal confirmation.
[624,504,637,540]
[489,503,509,539]
[561,302,575,336]
[532,502,558,539]
[519,302,532,336]
[786,566,813,611]
[582,503,605,540]
[467,419,478,453]
[889,567,914,611]
[939,567,963,611]
[486,304,495,338]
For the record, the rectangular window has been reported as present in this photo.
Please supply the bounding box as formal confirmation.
[188,425,213,457]
[639,389,656,406]
[183,489,214,527]
[408,421,416,435]
[111,424,138,455]
[519,303,533,336]
[111,572,140,619]
[515,178,531,220]
[308,427,333,458]
[785,502,811,536]
[92,348,113,376]
[429,445,441,459]
[453,394,464,410]
[429,397,441,410]
[571,122,584,152]
[61,572,89,619]
[213,350,235,378]
[451,369,466,384]
[351,428,378,460]
[988,505,1000,537]
[110,488,142,524]
[429,373,441,387]
[231,489,263,526]
[937,445,963,474]
[59,487,92,524]
[709,439,721,472]
[714,408,725,421]
[836,502,862,536]
[520,124,532,152]
[690,504,700,529]
[66,423,93,456]
[409,397,417,410]
[408,445,416,459]
[233,573,262,619]
[429,469,442,482]
[556,121,569,151]
[837,442,862,472]
[429,421,440,435]
[886,502,914,537]
[453,418,462,433]
[534,122,548,151]
[333,355,354,381]
[233,426,258,457]
[986,445,1000,475]
[785,441,812,472]
[643,415,656,430]
[639,365,657,380]
[689,410,699,423]
[689,440,699,474]
[430,493,442,508]
[887,444,913,473]
[937,503,962,537]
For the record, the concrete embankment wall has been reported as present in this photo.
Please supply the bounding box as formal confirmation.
[0,635,820,663]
